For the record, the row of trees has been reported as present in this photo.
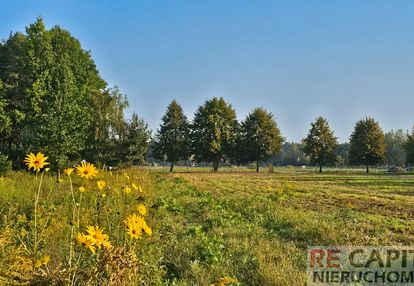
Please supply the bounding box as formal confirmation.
[152,99,414,173]
[0,18,151,172]
[152,98,283,172]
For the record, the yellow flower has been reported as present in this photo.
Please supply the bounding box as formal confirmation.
[35,255,50,268]
[132,183,143,192]
[137,204,147,216]
[97,180,106,191]
[78,186,86,192]
[76,233,96,253]
[64,168,74,176]
[123,172,130,180]
[126,224,142,239]
[75,161,98,179]
[23,152,49,172]
[210,277,238,286]
[85,226,111,249]
[124,213,152,239]
[143,224,152,236]
[124,186,132,194]
[100,238,112,248]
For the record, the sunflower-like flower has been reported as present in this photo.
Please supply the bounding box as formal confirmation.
[76,233,96,253]
[137,204,147,216]
[97,180,106,191]
[132,183,144,192]
[76,226,111,253]
[34,255,50,268]
[64,168,74,176]
[124,213,152,239]
[85,226,111,249]
[124,186,132,194]
[76,162,98,179]
[24,152,49,172]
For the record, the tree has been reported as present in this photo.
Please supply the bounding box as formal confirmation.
[239,108,283,172]
[153,100,190,172]
[0,31,32,166]
[84,86,129,166]
[303,117,338,173]
[349,117,385,173]
[384,130,407,167]
[404,128,414,167]
[0,17,107,172]
[191,97,238,171]
[122,114,151,166]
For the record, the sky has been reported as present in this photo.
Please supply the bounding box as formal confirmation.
[1,0,414,142]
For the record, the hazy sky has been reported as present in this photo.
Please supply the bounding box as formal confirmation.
[1,1,414,142]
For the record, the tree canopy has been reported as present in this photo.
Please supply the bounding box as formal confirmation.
[191,97,238,171]
[238,108,283,172]
[153,100,190,172]
[384,129,407,166]
[303,117,338,173]
[349,117,385,173]
[0,17,150,171]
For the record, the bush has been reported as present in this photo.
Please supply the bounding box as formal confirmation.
[0,153,12,176]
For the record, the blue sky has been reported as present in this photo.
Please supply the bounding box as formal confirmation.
[1,1,414,142]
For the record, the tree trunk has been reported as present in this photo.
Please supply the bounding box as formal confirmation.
[169,162,174,173]
[319,164,322,173]
[213,161,219,172]
[366,164,369,173]
[256,160,260,173]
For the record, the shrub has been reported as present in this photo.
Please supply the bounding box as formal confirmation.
[0,153,12,176]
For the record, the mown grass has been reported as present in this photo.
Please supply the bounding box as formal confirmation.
[1,168,414,285]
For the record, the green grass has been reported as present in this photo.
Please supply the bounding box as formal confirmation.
[1,168,414,285]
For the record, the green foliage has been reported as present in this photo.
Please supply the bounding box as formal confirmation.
[123,113,151,165]
[384,129,407,166]
[238,108,283,172]
[84,86,129,166]
[404,127,414,165]
[153,100,190,171]
[191,97,238,171]
[0,17,106,170]
[0,153,12,176]
[335,143,350,167]
[0,18,149,170]
[303,117,338,173]
[273,142,309,166]
[349,117,385,173]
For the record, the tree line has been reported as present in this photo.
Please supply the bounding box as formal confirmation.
[1,18,414,174]
[152,99,414,173]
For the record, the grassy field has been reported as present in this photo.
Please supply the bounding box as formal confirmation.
[1,168,414,285]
